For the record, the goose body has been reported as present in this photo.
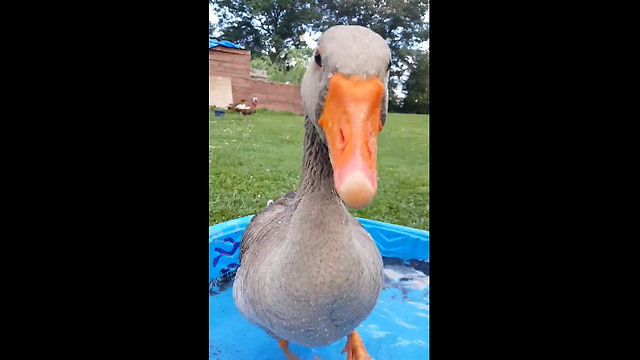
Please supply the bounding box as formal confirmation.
[232,25,392,357]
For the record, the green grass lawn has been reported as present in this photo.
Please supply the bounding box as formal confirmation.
[209,108,429,230]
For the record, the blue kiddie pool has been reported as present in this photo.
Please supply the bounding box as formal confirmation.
[209,216,429,359]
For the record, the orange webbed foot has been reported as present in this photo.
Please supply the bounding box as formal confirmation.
[342,331,373,360]
[278,339,302,360]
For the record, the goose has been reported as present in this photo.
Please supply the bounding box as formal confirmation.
[233,25,391,360]
[228,97,258,120]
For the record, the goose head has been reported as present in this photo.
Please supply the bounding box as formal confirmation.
[301,25,391,209]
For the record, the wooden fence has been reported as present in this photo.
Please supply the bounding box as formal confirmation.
[209,47,303,115]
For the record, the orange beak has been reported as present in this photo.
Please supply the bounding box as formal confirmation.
[318,73,384,209]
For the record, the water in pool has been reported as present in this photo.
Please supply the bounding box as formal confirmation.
[209,256,429,360]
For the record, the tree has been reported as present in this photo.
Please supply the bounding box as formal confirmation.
[212,0,319,64]
[314,0,430,106]
[401,50,429,114]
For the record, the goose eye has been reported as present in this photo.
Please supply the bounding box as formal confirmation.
[314,48,322,68]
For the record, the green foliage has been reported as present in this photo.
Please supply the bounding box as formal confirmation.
[388,90,404,113]
[213,0,318,63]
[314,1,429,50]
[251,47,312,85]
[402,51,429,114]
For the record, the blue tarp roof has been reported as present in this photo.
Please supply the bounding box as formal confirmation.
[209,39,243,49]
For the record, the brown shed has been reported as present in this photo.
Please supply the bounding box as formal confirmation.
[209,45,303,115]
